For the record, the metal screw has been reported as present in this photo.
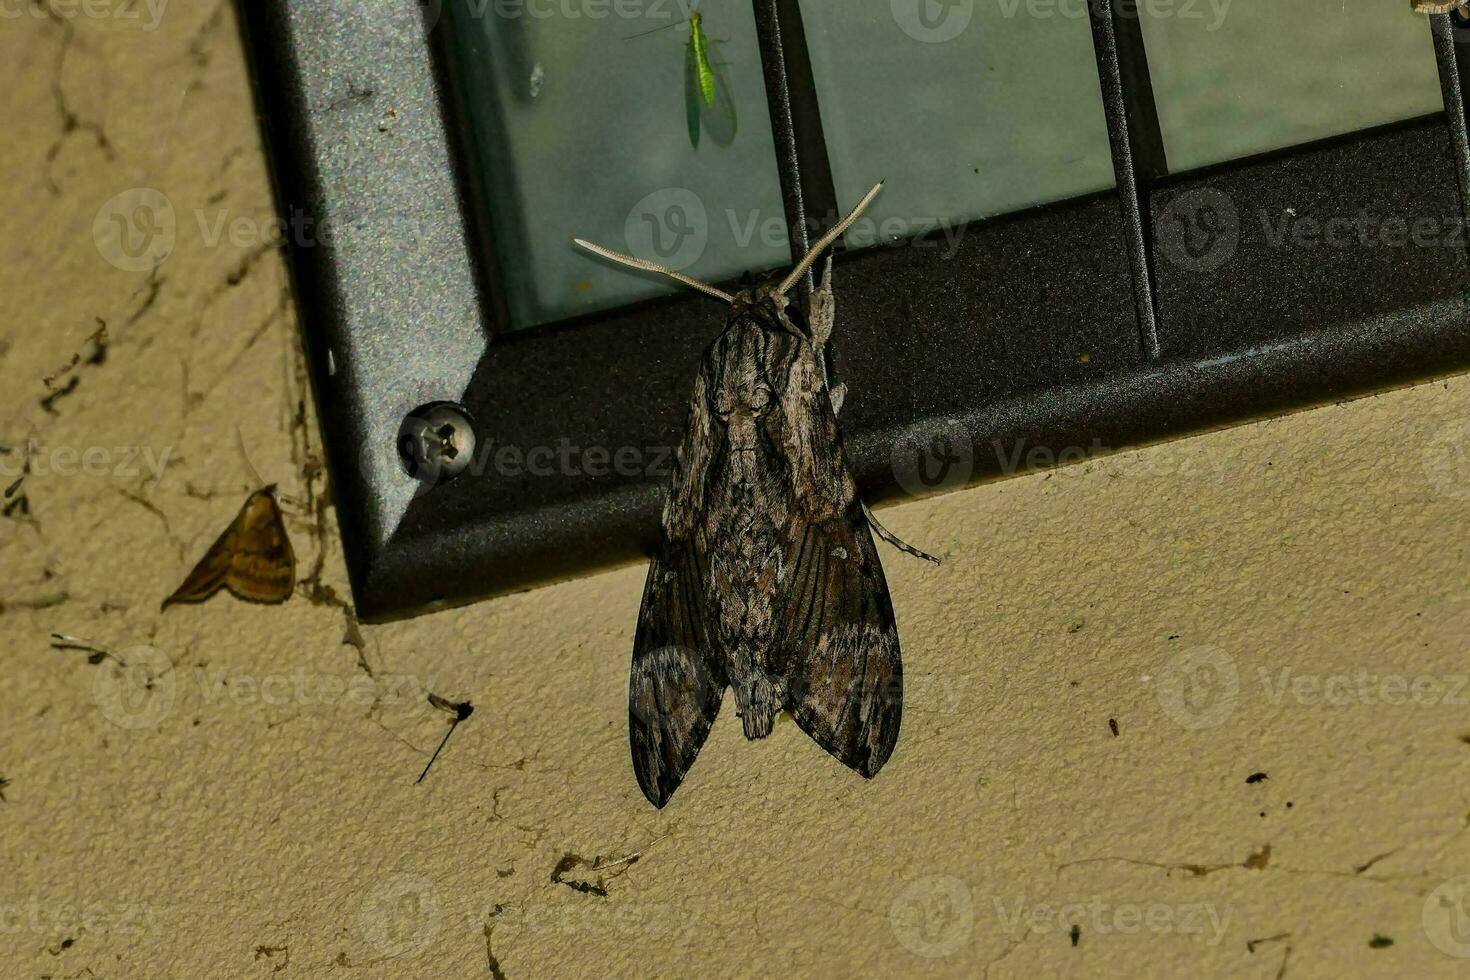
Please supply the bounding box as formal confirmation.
[398,402,475,486]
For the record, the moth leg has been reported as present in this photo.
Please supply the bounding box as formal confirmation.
[863,502,941,565]
[808,256,836,349]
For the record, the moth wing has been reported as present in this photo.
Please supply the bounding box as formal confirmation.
[684,42,702,148]
[629,538,726,807]
[223,489,295,603]
[700,61,738,148]
[772,501,902,778]
[760,333,901,775]
[162,513,241,608]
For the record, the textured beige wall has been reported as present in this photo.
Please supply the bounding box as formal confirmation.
[6,4,1470,978]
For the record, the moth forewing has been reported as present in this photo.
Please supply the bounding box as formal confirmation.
[162,486,296,609]
[662,369,715,541]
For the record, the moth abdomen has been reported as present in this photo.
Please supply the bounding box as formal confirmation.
[735,674,779,739]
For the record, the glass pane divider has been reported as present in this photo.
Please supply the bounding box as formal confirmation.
[1088,0,1165,361]
[752,0,839,299]
[1429,13,1470,245]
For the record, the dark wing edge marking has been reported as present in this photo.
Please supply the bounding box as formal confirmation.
[629,539,726,807]
[773,502,902,778]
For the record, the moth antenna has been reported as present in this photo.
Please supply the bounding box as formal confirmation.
[235,425,267,489]
[778,181,884,297]
[573,239,735,304]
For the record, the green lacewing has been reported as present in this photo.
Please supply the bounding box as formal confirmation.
[631,9,737,148]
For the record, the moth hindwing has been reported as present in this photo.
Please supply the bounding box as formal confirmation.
[577,183,900,807]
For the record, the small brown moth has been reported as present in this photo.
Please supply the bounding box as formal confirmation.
[162,486,295,609]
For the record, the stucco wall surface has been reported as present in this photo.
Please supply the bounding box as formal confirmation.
[4,5,1470,979]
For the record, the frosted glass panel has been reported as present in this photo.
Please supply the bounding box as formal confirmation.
[1140,0,1443,173]
[801,0,1116,247]
[447,2,791,329]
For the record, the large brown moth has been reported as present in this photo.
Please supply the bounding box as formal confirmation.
[576,183,927,807]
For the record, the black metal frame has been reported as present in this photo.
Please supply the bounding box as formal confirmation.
[239,1,1470,621]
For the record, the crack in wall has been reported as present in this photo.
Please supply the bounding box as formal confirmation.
[483,906,510,980]
[1246,932,1293,980]
[41,9,113,196]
